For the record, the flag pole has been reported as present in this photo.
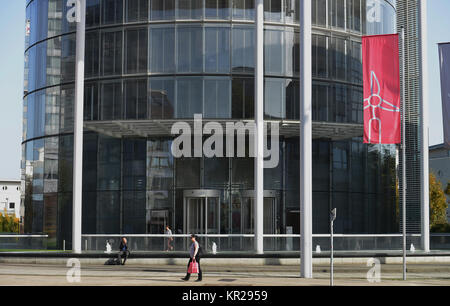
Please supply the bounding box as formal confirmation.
[401,26,407,281]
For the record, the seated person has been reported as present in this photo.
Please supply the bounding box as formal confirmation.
[117,237,129,265]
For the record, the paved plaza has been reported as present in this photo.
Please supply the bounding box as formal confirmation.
[1,261,450,286]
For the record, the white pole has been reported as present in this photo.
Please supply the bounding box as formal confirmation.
[401,27,407,281]
[72,0,86,254]
[300,0,313,278]
[418,0,430,253]
[254,0,264,255]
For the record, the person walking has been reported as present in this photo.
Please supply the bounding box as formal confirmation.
[165,225,174,251]
[117,237,129,265]
[181,234,202,282]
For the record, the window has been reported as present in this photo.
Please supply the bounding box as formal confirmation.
[312,0,327,26]
[329,0,345,29]
[85,31,100,77]
[86,0,101,27]
[102,0,123,24]
[150,0,175,20]
[329,37,346,81]
[101,81,123,120]
[232,78,254,119]
[264,28,284,75]
[206,0,230,19]
[232,0,254,20]
[312,34,327,78]
[101,30,123,76]
[285,0,299,23]
[232,26,255,73]
[126,0,149,22]
[264,78,284,119]
[176,77,203,118]
[285,79,299,120]
[177,26,203,73]
[84,83,99,121]
[150,26,175,73]
[204,77,231,118]
[149,78,175,119]
[205,26,230,73]
[124,79,148,120]
[178,0,203,19]
[9,203,15,209]
[125,27,148,74]
[264,0,282,22]
[285,29,299,77]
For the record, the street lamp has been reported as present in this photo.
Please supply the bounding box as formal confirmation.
[330,208,337,287]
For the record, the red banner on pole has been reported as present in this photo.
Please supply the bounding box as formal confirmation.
[362,34,401,144]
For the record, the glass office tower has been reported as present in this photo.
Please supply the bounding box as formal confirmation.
[22,0,402,252]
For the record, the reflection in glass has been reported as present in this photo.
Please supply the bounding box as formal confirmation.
[125,27,148,74]
[176,77,203,118]
[177,26,203,73]
[101,81,122,120]
[101,31,123,76]
[232,26,254,73]
[204,77,231,118]
[124,79,147,119]
[149,78,175,119]
[150,26,175,73]
[232,0,254,20]
[264,28,284,75]
[126,0,149,22]
[150,0,175,20]
[102,0,123,25]
[178,0,203,19]
[205,26,230,73]
[232,78,254,119]
[206,0,230,19]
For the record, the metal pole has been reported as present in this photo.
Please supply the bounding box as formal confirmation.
[330,208,336,286]
[401,27,407,281]
[72,0,86,254]
[254,0,264,255]
[300,0,313,278]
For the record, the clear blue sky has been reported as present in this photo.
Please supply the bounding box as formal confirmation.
[0,0,448,180]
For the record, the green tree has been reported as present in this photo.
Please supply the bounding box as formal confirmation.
[429,173,448,230]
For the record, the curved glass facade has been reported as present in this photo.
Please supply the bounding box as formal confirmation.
[22,0,399,251]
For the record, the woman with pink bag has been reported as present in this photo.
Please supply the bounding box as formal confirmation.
[181,234,202,282]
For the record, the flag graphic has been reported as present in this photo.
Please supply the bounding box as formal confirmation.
[362,34,401,144]
[438,43,450,148]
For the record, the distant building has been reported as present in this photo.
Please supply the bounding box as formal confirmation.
[429,144,450,222]
[0,180,22,220]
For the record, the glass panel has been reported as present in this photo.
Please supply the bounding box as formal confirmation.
[150,26,175,73]
[125,79,148,119]
[150,0,175,20]
[285,79,299,120]
[147,140,174,190]
[84,82,99,121]
[187,198,205,234]
[178,0,203,19]
[264,28,284,75]
[101,81,123,120]
[207,198,220,234]
[126,0,149,22]
[313,34,327,78]
[264,78,284,120]
[232,26,254,73]
[177,26,203,73]
[204,77,231,119]
[85,31,100,77]
[102,31,123,76]
[264,0,282,22]
[149,78,175,119]
[329,0,345,29]
[176,158,200,188]
[206,0,230,19]
[285,29,299,77]
[86,0,101,27]
[102,0,123,25]
[205,26,230,73]
[232,77,254,119]
[176,77,203,118]
[125,27,148,74]
[232,0,254,20]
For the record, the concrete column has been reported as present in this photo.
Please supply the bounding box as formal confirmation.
[72,0,86,254]
[418,0,430,252]
[300,0,313,278]
[254,0,264,254]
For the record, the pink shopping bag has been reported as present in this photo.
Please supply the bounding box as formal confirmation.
[188,260,199,274]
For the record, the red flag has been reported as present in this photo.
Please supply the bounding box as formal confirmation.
[362,34,401,144]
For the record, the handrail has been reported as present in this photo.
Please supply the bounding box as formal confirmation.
[0,235,48,238]
[80,233,423,238]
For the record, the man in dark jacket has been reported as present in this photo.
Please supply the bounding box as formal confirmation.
[117,237,129,265]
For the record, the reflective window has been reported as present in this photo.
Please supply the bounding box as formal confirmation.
[312,0,327,26]
[264,28,284,75]
[206,0,230,19]
[86,0,101,27]
[125,79,148,119]
[85,31,100,78]
[60,85,74,133]
[264,0,282,22]
[178,0,203,19]
[329,84,348,123]
[101,81,123,120]
[264,78,284,119]
[350,86,363,123]
[232,77,254,119]
[150,0,175,20]
[285,79,299,120]
[61,34,76,84]
[313,82,328,121]
[101,0,123,25]
[205,26,230,73]
[176,77,203,118]
[47,37,62,87]
[329,37,346,81]
[284,0,299,24]
[125,27,148,74]
[329,0,345,29]
[349,40,362,84]
[232,0,254,20]
[126,0,149,22]
[45,87,60,136]
[312,34,327,78]
[147,140,174,189]
[204,77,231,118]
[347,0,361,32]
[101,30,123,76]
[177,26,203,73]
[150,26,175,73]
[232,26,254,73]
[84,82,99,121]
[149,78,175,119]
[285,29,299,77]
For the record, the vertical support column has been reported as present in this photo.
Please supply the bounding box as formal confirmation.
[254,0,264,254]
[72,0,86,254]
[418,0,430,253]
[300,0,313,278]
